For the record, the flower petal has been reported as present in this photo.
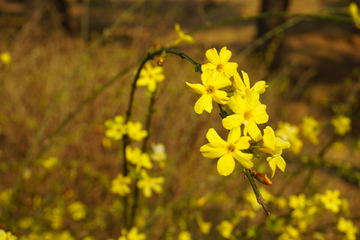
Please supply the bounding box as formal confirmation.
[227,95,246,114]
[186,82,206,95]
[247,120,262,141]
[205,48,220,65]
[233,150,253,169]
[235,136,251,150]
[253,104,269,124]
[252,81,267,94]
[223,62,238,77]
[222,114,244,130]
[200,143,227,159]
[194,94,213,114]
[241,70,250,88]
[263,126,276,150]
[213,74,232,89]
[227,126,241,144]
[233,71,246,91]
[212,90,229,105]
[219,47,231,63]
[206,128,227,146]
[217,154,235,176]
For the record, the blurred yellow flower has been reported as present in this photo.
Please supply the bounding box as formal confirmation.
[178,231,192,240]
[202,47,238,78]
[127,121,148,141]
[278,225,300,240]
[0,229,17,240]
[319,189,342,213]
[68,201,86,221]
[331,115,351,136]
[186,69,231,114]
[260,126,290,178]
[105,116,127,140]
[276,122,302,155]
[195,214,212,235]
[19,217,34,229]
[222,92,268,141]
[151,143,167,168]
[0,189,12,206]
[337,217,358,240]
[217,220,234,239]
[137,170,164,198]
[111,173,131,196]
[233,70,267,98]
[118,227,146,240]
[42,156,59,169]
[301,116,320,145]
[173,24,195,46]
[0,52,11,65]
[126,146,152,172]
[136,62,165,92]
[349,2,360,28]
[289,194,306,209]
[200,127,253,176]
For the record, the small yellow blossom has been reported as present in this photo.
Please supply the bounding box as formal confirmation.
[68,201,86,221]
[127,121,148,141]
[289,194,306,209]
[137,170,164,198]
[331,115,351,136]
[233,70,267,98]
[278,225,300,240]
[46,207,63,230]
[42,156,59,169]
[111,173,131,196]
[186,69,231,114]
[202,47,238,78]
[200,127,253,176]
[118,227,146,240]
[136,62,165,92]
[337,217,359,240]
[0,229,17,240]
[0,52,11,65]
[260,126,290,178]
[126,146,152,172]
[151,143,167,168]
[217,220,234,239]
[178,231,192,240]
[276,122,302,155]
[319,189,342,213]
[105,116,127,140]
[349,2,360,28]
[19,217,34,229]
[301,116,320,145]
[222,91,269,141]
[195,214,212,235]
[172,24,195,46]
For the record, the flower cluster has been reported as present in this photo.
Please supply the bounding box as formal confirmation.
[104,116,147,141]
[187,47,290,177]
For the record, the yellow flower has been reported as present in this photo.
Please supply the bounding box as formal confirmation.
[136,62,165,92]
[195,214,212,235]
[137,170,164,198]
[202,47,238,78]
[111,174,131,196]
[222,92,268,141]
[68,201,86,221]
[0,229,17,240]
[289,194,306,209]
[301,116,320,145]
[105,116,127,140]
[118,227,146,240]
[172,24,195,46]
[331,115,351,136]
[200,127,253,176]
[127,121,148,141]
[151,143,167,163]
[0,52,11,65]
[178,231,192,240]
[126,146,152,172]
[186,69,231,114]
[233,70,267,98]
[278,225,300,240]
[217,220,234,239]
[42,157,59,169]
[337,217,358,240]
[275,122,302,155]
[259,126,290,178]
[319,189,342,213]
[349,2,360,28]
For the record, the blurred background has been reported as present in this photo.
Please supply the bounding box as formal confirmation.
[0,0,360,239]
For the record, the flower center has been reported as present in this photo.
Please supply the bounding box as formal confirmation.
[226,143,236,152]
[216,63,225,72]
[244,110,252,121]
[206,85,215,94]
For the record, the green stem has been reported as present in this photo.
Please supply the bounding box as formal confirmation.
[243,169,270,215]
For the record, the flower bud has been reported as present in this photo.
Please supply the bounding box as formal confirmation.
[251,170,272,185]
[157,51,167,66]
